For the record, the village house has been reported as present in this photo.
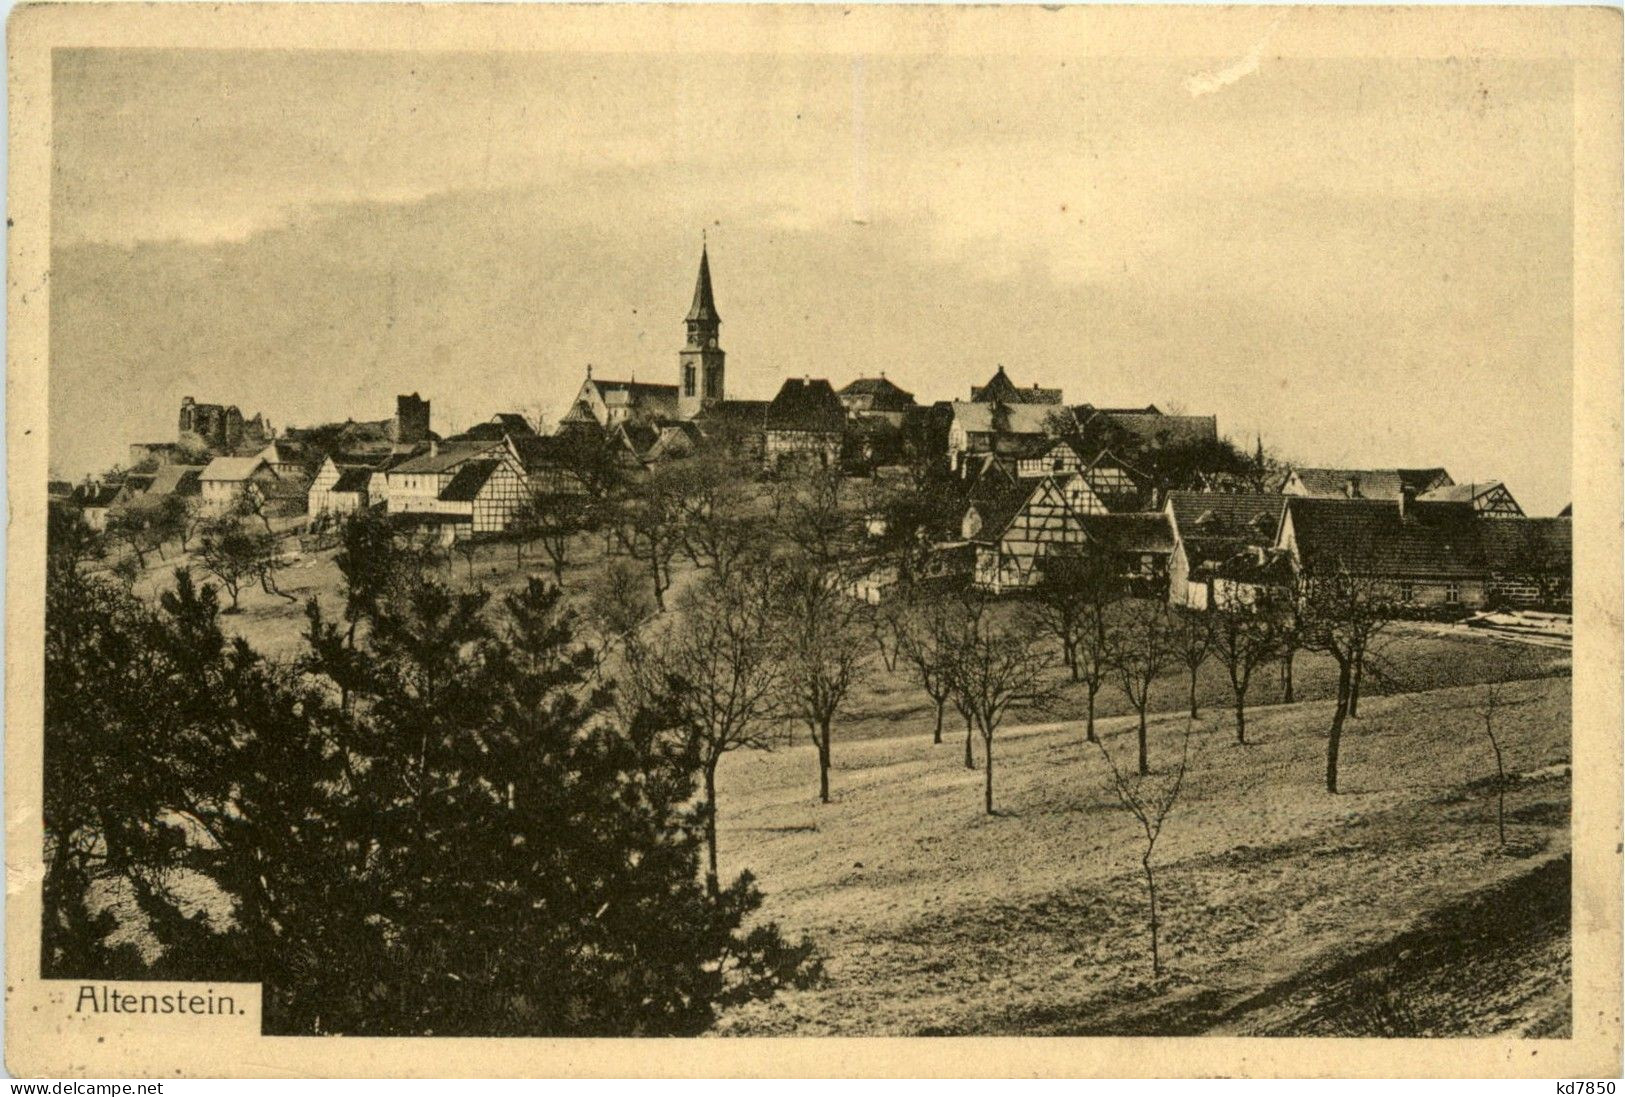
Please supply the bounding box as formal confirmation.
[1165,491,1287,610]
[450,412,538,443]
[764,378,846,468]
[198,456,281,516]
[306,455,375,517]
[384,438,524,516]
[243,439,310,478]
[967,472,1116,592]
[1277,494,1488,608]
[943,400,1073,470]
[70,479,123,531]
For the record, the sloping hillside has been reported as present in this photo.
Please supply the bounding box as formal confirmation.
[712,676,1571,1036]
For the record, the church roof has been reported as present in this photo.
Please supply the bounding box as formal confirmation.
[686,245,720,324]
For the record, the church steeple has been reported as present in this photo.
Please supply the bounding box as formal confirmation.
[679,242,724,419]
[687,244,720,325]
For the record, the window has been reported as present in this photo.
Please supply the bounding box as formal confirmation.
[683,364,696,397]
[1444,581,1461,605]
[1399,581,1414,602]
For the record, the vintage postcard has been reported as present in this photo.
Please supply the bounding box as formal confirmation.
[6,2,1621,1079]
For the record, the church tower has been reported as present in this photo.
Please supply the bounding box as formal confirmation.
[678,244,724,419]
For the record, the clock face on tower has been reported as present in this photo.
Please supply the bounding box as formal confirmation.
[708,337,718,349]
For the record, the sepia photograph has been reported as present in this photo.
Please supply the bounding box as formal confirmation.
[6,2,1620,1079]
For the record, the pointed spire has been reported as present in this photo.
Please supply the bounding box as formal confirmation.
[686,241,720,324]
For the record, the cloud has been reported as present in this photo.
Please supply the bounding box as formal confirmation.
[1185,19,1282,97]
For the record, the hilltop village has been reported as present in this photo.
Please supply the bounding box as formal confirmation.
[57,247,1571,613]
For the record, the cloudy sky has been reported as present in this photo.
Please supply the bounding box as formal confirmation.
[51,33,1574,512]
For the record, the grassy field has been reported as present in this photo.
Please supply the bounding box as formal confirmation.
[122,533,1573,1037]
[708,675,1571,1036]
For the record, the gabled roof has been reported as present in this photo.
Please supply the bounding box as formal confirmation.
[949,401,1073,437]
[1288,467,1453,500]
[438,460,503,502]
[1284,497,1483,578]
[1417,480,1513,506]
[1168,491,1286,567]
[687,245,720,324]
[766,379,846,433]
[149,464,205,497]
[200,456,274,483]
[510,434,578,470]
[839,376,916,410]
[1078,407,1218,449]
[391,441,502,474]
[970,366,1062,405]
[453,413,537,442]
[588,379,681,421]
[1078,512,1175,555]
[331,468,372,494]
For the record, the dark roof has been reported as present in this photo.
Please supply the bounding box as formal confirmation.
[1079,407,1218,449]
[1079,512,1175,555]
[1285,497,1484,578]
[766,379,846,433]
[1558,503,1572,517]
[511,434,578,469]
[1007,434,1089,461]
[970,366,1062,405]
[1168,492,1286,564]
[687,245,720,324]
[454,413,537,442]
[438,460,503,502]
[1289,467,1453,500]
[839,376,916,410]
[332,468,372,493]
[73,482,122,509]
[1477,517,1572,571]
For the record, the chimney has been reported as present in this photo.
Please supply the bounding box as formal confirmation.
[1344,476,1361,499]
[428,439,438,458]
[1399,484,1416,520]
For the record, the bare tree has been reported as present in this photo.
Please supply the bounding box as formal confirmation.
[609,466,685,611]
[655,568,783,889]
[942,596,1058,814]
[774,560,873,804]
[897,597,958,745]
[1473,681,1524,850]
[669,448,767,586]
[1298,556,1401,793]
[1210,588,1283,745]
[1110,598,1176,775]
[511,489,593,581]
[1095,717,1194,978]
[1170,605,1214,719]
[580,557,658,687]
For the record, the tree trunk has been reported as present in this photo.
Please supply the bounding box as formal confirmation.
[983,730,995,814]
[1143,851,1161,977]
[1281,649,1295,703]
[1066,639,1079,680]
[1188,668,1199,719]
[1234,696,1247,745]
[1085,684,1098,743]
[703,764,720,893]
[1326,659,1352,793]
[963,712,975,770]
[1138,705,1150,776]
[1487,726,1507,849]
[1348,653,1363,717]
[932,698,944,745]
[818,722,832,804]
